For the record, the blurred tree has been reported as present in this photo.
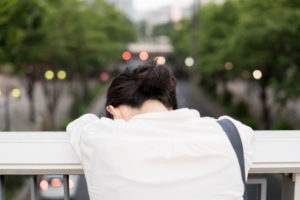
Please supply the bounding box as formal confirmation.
[41,0,137,129]
[152,22,175,37]
[136,20,147,38]
[226,0,300,129]
[171,0,300,129]
[172,1,239,95]
[0,0,49,123]
[199,1,239,94]
[0,0,137,130]
[171,19,191,61]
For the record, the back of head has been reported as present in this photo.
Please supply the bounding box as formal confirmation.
[106,59,178,118]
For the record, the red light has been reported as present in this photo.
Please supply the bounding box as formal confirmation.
[139,51,149,61]
[100,72,109,82]
[69,179,75,189]
[122,51,131,60]
[51,178,62,187]
[40,180,49,191]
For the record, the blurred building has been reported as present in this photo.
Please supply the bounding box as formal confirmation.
[106,0,134,20]
[138,3,192,25]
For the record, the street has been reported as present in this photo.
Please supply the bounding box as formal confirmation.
[0,75,73,131]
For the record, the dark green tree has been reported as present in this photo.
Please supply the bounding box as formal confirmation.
[171,0,300,129]
[0,0,137,129]
[226,0,300,128]
[0,0,50,123]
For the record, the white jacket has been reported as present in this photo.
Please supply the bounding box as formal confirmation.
[67,108,255,200]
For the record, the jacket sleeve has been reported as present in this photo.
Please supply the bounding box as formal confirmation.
[66,114,99,162]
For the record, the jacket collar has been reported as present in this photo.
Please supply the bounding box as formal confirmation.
[130,108,201,121]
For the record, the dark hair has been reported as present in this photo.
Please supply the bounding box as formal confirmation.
[105,59,178,118]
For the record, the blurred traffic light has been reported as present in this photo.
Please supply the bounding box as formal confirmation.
[100,72,109,82]
[11,88,21,98]
[45,70,54,80]
[185,57,194,67]
[122,51,131,61]
[155,56,166,65]
[57,70,67,80]
[139,51,149,61]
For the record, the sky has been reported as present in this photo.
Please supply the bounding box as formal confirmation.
[133,0,194,12]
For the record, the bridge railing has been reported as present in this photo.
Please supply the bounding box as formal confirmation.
[0,131,300,200]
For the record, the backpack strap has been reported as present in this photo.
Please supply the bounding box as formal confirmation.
[217,118,248,200]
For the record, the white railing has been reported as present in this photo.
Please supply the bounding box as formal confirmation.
[0,131,300,199]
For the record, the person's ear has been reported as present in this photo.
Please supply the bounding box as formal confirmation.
[106,105,122,119]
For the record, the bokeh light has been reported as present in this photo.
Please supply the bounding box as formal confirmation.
[57,70,67,80]
[45,70,54,80]
[69,179,75,189]
[0,89,2,97]
[100,72,109,82]
[40,180,48,191]
[253,69,263,80]
[51,178,62,187]
[139,51,149,61]
[155,56,166,65]
[225,62,233,71]
[122,51,131,60]
[185,57,194,67]
[11,88,21,98]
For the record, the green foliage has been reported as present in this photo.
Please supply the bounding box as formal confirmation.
[136,20,147,38]
[171,0,300,128]
[0,0,48,64]
[221,90,233,105]
[224,99,257,129]
[170,19,191,61]
[172,0,300,100]
[272,121,294,130]
[0,0,137,72]
[199,1,240,74]
[228,101,249,119]
[240,117,257,130]
[152,22,175,37]
[0,0,136,129]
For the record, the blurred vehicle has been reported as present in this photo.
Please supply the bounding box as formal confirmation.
[39,175,80,199]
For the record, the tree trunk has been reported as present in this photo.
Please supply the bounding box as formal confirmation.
[80,71,90,103]
[42,81,56,130]
[70,78,81,118]
[48,102,56,130]
[27,79,36,123]
[4,95,10,131]
[259,82,271,129]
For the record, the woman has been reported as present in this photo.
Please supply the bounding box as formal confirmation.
[67,60,255,200]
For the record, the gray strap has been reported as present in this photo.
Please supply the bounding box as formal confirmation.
[217,118,247,200]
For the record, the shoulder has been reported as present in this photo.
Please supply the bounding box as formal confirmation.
[217,115,255,149]
[217,115,255,170]
[67,113,125,136]
[217,115,254,139]
[66,114,99,133]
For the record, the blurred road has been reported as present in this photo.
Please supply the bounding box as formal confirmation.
[0,75,73,131]
[176,80,226,118]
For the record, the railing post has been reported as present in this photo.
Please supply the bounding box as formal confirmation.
[294,173,300,200]
[282,174,294,200]
[0,176,5,200]
[30,175,38,200]
[63,175,70,200]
